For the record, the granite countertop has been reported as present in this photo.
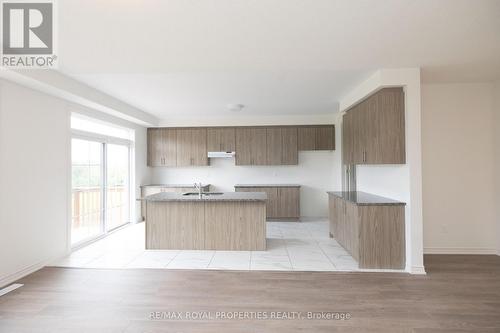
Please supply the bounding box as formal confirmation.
[145,192,267,202]
[140,184,210,188]
[327,191,406,206]
[234,184,301,188]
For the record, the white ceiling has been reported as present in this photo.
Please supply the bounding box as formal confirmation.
[58,0,500,119]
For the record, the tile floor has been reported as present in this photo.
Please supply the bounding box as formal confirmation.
[50,218,360,271]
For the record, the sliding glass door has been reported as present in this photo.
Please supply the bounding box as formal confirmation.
[106,144,130,231]
[71,139,104,245]
[71,138,131,246]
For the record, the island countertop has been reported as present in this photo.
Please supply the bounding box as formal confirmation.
[234,184,301,188]
[327,191,406,206]
[145,192,267,202]
[140,184,211,188]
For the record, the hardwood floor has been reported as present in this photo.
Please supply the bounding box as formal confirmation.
[0,255,499,332]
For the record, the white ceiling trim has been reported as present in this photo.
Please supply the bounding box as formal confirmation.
[0,69,159,126]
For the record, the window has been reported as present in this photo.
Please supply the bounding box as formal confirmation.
[71,139,103,244]
[70,115,134,246]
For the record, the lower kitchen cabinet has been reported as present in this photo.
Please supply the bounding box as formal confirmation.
[235,185,300,220]
[328,191,405,269]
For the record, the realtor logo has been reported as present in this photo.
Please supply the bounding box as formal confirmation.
[1,1,57,68]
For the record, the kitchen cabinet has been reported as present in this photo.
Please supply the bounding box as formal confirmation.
[257,127,299,165]
[266,128,283,165]
[297,127,316,150]
[328,191,405,269]
[298,125,335,150]
[341,110,354,164]
[207,127,236,152]
[148,124,333,167]
[235,127,267,165]
[147,128,176,167]
[281,127,298,165]
[235,185,300,220]
[176,128,208,166]
[147,128,162,167]
[277,187,300,219]
[316,126,335,150]
[342,87,405,164]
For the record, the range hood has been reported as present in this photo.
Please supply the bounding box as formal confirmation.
[208,151,235,158]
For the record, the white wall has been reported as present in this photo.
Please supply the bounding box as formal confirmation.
[421,83,497,254]
[151,151,340,217]
[493,81,500,255]
[339,68,424,274]
[0,79,150,287]
[0,80,70,286]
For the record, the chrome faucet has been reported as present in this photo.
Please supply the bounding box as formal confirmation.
[194,182,203,199]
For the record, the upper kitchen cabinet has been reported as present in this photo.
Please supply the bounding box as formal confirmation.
[266,127,298,165]
[147,128,176,167]
[266,127,283,165]
[207,127,236,152]
[298,125,335,151]
[281,127,298,165]
[342,87,405,165]
[237,127,299,166]
[235,127,267,165]
[176,128,208,166]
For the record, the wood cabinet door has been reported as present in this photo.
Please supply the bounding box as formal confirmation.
[277,187,300,219]
[235,128,267,165]
[207,128,235,152]
[345,201,359,260]
[266,127,283,165]
[369,87,405,164]
[176,129,208,166]
[297,126,316,150]
[161,128,177,166]
[281,127,298,165]
[334,198,345,247]
[176,129,192,166]
[235,128,252,165]
[362,94,378,164]
[147,128,163,167]
[353,101,369,164]
[191,128,208,166]
[252,128,267,165]
[345,87,405,165]
[342,113,354,164]
[315,126,335,150]
[263,187,279,218]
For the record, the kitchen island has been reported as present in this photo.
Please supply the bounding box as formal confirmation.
[145,192,267,250]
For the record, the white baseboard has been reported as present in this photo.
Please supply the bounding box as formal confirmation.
[0,254,66,289]
[410,266,427,275]
[424,247,497,255]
